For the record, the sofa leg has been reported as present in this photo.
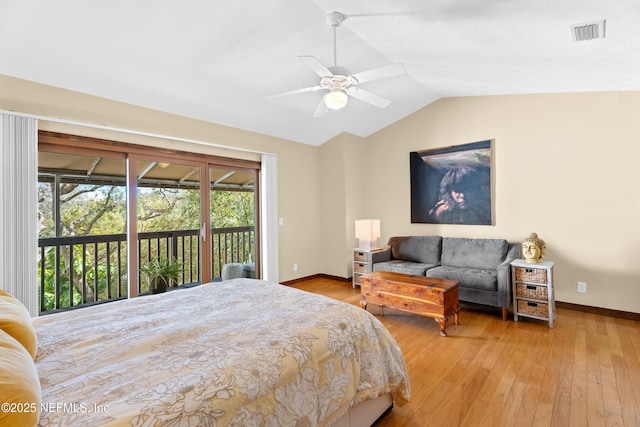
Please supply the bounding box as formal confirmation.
[502,308,508,321]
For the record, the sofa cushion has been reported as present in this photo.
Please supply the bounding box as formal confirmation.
[427,266,498,292]
[373,260,434,276]
[441,238,508,270]
[388,236,442,265]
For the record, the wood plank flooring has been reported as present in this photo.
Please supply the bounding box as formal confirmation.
[290,277,640,427]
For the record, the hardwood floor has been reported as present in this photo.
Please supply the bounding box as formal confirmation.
[290,277,640,427]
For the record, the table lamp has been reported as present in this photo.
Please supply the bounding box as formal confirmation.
[355,219,380,251]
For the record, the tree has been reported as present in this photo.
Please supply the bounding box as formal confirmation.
[38,179,256,311]
[211,190,254,227]
[38,182,127,310]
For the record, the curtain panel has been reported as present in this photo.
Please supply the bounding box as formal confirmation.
[0,113,38,316]
[260,153,279,283]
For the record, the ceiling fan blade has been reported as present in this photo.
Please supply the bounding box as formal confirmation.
[313,96,329,118]
[298,55,334,78]
[266,86,323,100]
[350,62,406,84]
[349,88,392,109]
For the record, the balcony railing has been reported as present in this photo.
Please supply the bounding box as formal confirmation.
[38,226,255,314]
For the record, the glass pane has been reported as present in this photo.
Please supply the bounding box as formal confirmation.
[37,151,127,312]
[137,160,201,293]
[38,151,127,237]
[210,167,256,279]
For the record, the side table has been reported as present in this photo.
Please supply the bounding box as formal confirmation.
[352,248,382,288]
[511,259,556,328]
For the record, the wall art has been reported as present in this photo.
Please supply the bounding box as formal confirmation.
[410,140,493,225]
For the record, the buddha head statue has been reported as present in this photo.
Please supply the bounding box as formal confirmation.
[522,232,545,263]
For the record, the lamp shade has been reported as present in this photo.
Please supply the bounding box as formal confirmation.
[325,90,348,110]
[355,219,380,251]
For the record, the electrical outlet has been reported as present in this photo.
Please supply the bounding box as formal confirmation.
[293,263,298,272]
[578,281,587,293]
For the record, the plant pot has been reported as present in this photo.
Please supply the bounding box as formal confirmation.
[151,277,168,294]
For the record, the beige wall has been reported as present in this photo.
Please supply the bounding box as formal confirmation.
[3,73,639,313]
[358,92,640,313]
[0,74,323,283]
[319,133,366,278]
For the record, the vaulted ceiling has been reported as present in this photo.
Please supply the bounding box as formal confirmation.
[2,0,639,146]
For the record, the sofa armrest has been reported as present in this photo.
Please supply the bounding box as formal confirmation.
[496,243,522,308]
[371,246,392,264]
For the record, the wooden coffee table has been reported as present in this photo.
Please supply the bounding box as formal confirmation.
[360,271,460,336]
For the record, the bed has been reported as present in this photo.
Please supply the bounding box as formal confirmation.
[1,279,409,426]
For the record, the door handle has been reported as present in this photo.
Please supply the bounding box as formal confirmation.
[200,223,207,241]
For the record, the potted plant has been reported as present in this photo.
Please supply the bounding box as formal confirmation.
[139,256,183,294]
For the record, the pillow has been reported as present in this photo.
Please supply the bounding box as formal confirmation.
[0,329,41,427]
[0,290,37,360]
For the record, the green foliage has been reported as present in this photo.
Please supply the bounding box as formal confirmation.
[61,184,127,236]
[38,244,125,311]
[211,191,254,227]
[139,256,184,292]
[38,182,55,238]
[137,187,200,232]
[38,175,255,311]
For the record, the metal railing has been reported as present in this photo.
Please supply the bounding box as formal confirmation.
[38,226,255,314]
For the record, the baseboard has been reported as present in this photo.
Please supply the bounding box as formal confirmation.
[556,301,640,321]
[281,273,350,286]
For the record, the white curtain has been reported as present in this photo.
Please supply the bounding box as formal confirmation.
[260,154,279,283]
[0,113,38,316]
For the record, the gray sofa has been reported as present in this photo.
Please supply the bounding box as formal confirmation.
[372,236,521,320]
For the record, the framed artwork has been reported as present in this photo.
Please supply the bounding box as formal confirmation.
[410,140,493,225]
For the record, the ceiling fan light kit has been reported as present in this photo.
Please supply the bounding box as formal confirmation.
[325,89,349,110]
[267,11,407,117]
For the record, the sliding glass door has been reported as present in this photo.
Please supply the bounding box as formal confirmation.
[37,149,128,311]
[209,166,258,279]
[38,131,261,313]
[136,158,202,293]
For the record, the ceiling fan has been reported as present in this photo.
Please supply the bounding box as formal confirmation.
[267,11,407,117]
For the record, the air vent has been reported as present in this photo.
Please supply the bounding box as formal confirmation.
[571,19,606,41]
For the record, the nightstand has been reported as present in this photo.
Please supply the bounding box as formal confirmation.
[352,249,382,288]
[511,259,556,328]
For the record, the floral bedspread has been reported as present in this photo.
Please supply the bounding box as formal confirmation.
[33,279,409,426]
